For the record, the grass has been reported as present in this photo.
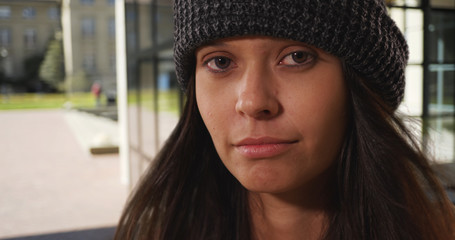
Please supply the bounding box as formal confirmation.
[0,90,182,114]
[127,89,181,114]
[0,92,102,110]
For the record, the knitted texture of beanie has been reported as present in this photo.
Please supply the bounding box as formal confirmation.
[173,0,409,110]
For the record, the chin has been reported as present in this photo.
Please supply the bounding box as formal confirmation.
[239,174,295,194]
[229,161,300,194]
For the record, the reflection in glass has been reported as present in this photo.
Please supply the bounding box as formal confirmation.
[406,9,424,64]
[388,0,421,7]
[423,116,455,164]
[156,3,174,44]
[428,68,454,114]
[428,11,455,63]
[431,0,455,8]
[125,0,181,183]
[427,10,455,116]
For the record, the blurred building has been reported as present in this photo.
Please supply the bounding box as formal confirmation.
[61,0,116,95]
[0,0,61,87]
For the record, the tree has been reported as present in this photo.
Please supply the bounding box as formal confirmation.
[65,70,91,93]
[39,34,65,91]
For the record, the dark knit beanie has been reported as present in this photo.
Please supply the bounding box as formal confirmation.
[173,0,409,110]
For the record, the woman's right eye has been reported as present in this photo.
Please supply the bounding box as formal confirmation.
[204,56,233,72]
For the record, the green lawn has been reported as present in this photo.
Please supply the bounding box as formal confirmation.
[127,89,181,114]
[0,90,182,113]
[0,93,101,110]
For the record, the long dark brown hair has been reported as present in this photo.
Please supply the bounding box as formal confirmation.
[115,64,455,240]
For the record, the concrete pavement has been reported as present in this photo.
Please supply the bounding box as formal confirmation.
[0,109,128,239]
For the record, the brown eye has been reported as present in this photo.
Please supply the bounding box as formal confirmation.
[206,56,232,72]
[280,50,316,66]
[214,57,231,69]
[291,51,310,63]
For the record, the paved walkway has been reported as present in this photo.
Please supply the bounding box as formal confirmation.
[0,109,127,239]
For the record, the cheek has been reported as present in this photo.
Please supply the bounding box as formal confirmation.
[288,74,348,162]
[195,78,232,151]
[312,95,347,161]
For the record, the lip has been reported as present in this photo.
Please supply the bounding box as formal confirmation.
[234,137,298,159]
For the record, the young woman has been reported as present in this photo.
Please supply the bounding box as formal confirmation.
[115,0,455,239]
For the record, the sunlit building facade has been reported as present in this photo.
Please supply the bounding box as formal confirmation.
[0,0,60,83]
[61,0,116,93]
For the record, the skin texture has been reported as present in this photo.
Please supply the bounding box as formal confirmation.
[195,36,349,239]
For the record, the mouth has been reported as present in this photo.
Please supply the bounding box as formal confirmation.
[234,137,298,159]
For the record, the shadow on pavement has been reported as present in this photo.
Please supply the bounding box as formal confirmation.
[1,226,116,240]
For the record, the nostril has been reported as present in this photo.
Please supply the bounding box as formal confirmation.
[254,108,281,120]
[235,87,281,119]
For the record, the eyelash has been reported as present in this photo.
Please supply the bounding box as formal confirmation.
[203,56,234,73]
[202,49,317,73]
[279,51,317,67]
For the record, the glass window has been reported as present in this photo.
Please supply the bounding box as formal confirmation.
[428,11,455,63]
[110,55,116,72]
[387,0,421,7]
[80,0,94,5]
[48,7,59,20]
[391,8,424,64]
[23,29,37,49]
[109,17,116,37]
[431,0,455,8]
[83,55,96,73]
[81,18,96,37]
[401,65,424,116]
[22,7,36,19]
[425,117,455,163]
[0,6,11,19]
[406,9,424,64]
[138,62,158,160]
[125,7,137,51]
[0,28,11,46]
[124,0,183,182]
[428,65,455,115]
[108,0,116,5]
[156,4,173,44]
[157,60,180,148]
[426,10,454,117]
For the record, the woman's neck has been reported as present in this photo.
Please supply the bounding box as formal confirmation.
[250,193,328,240]
[248,177,333,240]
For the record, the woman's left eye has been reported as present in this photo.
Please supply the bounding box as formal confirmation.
[204,56,233,73]
[279,51,316,66]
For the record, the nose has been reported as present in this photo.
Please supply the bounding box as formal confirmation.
[235,66,280,120]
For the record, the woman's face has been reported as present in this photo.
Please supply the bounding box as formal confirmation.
[195,36,348,195]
